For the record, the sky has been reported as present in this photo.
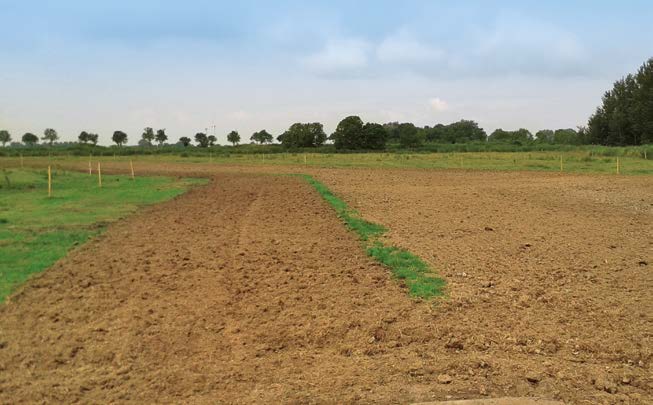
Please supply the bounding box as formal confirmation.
[1,0,652,145]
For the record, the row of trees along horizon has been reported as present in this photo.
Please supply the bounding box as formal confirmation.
[0,57,651,152]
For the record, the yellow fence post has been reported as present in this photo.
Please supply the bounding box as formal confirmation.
[97,162,102,188]
[88,155,92,175]
[560,155,563,172]
[130,159,135,180]
[48,165,52,197]
[616,157,621,174]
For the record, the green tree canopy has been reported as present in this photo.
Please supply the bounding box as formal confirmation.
[423,120,487,143]
[195,132,209,147]
[0,130,11,146]
[179,136,191,147]
[155,129,168,146]
[208,135,217,146]
[488,128,533,144]
[78,131,90,144]
[331,116,387,150]
[227,130,241,146]
[42,128,58,145]
[397,123,423,148]
[535,129,554,143]
[22,132,39,146]
[112,130,128,146]
[588,57,653,145]
[87,133,99,145]
[142,127,155,146]
[280,123,326,148]
[250,129,273,144]
[332,116,364,150]
[361,123,387,150]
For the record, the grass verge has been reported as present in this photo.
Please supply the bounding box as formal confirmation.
[0,168,207,302]
[300,174,445,299]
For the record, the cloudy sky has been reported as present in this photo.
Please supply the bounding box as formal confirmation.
[1,0,651,145]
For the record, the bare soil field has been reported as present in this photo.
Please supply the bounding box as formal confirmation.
[1,162,651,404]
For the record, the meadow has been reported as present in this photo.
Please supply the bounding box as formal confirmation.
[2,148,653,175]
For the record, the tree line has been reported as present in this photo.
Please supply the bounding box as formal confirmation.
[1,57,650,150]
[0,122,605,150]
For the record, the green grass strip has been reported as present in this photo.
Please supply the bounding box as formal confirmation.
[300,174,445,299]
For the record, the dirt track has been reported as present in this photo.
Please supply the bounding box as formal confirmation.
[1,164,652,404]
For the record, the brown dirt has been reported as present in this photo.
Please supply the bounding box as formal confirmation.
[1,163,652,404]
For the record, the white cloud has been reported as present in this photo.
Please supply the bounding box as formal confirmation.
[303,39,371,74]
[472,13,589,77]
[376,31,444,65]
[429,97,449,112]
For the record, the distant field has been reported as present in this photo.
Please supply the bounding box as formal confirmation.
[3,150,651,175]
[0,168,206,301]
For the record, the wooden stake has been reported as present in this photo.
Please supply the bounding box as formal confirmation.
[88,157,92,175]
[97,162,102,188]
[304,154,307,164]
[47,165,52,197]
[130,159,135,180]
[616,157,621,175]
[560,155,563,172]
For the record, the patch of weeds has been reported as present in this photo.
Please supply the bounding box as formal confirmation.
[301,174,445,299]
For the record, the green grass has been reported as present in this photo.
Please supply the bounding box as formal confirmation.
[0,168,206,301]
[11,148,650,175]
[301,175,386,241]
[301,174,445,299]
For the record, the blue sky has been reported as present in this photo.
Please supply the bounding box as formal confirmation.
[1,0,652,144]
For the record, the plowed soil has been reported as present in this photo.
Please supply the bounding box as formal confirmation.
[1,164,651,404]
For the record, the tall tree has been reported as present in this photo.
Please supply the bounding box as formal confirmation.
[141,127,155,146]
[250,129,273,144]
[22,133,39,146]
[279,123,326,148]
[588,57,653,145]
[179,136,191,147]
[42,128,58,145]
[0,130,11,146]
[227,130,241,146]
[332,116,364,150]
[87,133,99,145]
[488,128,533,144]
[535,129,554,143]
[195,132,209,147]
[78,131,90,144]
[361,122,387,150]
[207,135,217,146]
[155,129,168,146]
[112,130,128,146]
[397,123,423,148]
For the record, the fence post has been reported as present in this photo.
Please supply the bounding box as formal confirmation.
[97,162,102,188]
[88,155,92,175]
[560,155,563,172]
[616,157,621,175]
[130,159,135,180]
[48,165,52,197]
